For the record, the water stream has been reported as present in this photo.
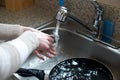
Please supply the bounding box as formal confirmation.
[53,21,60,51]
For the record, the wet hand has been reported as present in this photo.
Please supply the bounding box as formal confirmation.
[33,31,56,60]
[21,26,56,60]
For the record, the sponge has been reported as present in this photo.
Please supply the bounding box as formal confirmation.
[101,19,115,43]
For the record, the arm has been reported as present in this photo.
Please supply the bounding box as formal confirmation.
[0,23,38,41]
[0,31,56,80]
[0,23,22,41]
[0,31,39,80]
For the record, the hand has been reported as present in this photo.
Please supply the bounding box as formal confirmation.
[21,26,56,60]
[33,31,56,60]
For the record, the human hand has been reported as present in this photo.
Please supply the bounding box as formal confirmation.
[33,31,56,60]
[21,26,56,60]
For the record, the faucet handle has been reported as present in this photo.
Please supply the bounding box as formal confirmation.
[56,6,68,22]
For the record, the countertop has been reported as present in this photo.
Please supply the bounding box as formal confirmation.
[0,5,54,28]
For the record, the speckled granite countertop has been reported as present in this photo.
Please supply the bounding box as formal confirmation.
[0,5,55,28]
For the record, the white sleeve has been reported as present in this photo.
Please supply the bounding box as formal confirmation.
[0,31,39,80]
[0,23,22,41]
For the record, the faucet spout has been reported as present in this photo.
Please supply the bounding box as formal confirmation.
[56,6,68,22]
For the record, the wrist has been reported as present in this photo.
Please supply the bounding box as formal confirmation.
[18,31,39,52]
[20,26,38,34]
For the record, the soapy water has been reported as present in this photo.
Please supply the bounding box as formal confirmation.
[53,21,60,51]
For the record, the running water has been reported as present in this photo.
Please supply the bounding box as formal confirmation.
[53,21,60,50]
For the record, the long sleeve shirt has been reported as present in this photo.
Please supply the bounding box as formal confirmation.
[0,24,22,41]
[0,24,39,80]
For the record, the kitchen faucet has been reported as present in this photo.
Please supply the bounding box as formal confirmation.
[56,0,67,22]
[56,6,68,22]
[56,0,103,39]
[91,1,104,39]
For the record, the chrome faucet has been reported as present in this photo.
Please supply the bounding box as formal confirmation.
[56,6,68,22]
[56,1,103,39]
[90,1,103,39]
[56,6,94,34]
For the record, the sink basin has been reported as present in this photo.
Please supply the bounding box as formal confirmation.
[16,27,120,80]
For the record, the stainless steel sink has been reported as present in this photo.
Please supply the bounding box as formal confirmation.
[15,27,120,80]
